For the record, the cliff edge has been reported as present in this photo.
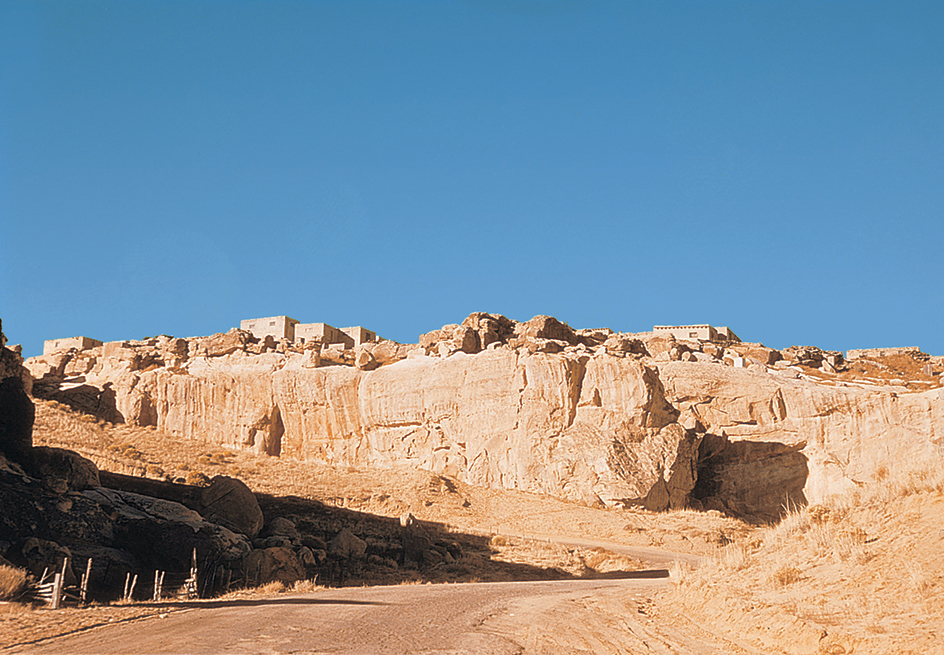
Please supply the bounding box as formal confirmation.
[25,313,944,521]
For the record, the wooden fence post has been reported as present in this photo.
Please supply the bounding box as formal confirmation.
[80,558,92,604]
[50,558,68,610]
[187,548,198,600]
[153,570,164,601]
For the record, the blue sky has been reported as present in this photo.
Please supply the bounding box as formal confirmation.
[2,1,942,357]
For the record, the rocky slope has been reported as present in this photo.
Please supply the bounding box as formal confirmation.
[26,313,944,520]
[3,321,459,601]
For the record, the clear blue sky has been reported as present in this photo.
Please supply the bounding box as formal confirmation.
[2,1,942,357]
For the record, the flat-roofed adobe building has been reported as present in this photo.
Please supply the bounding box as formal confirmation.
[240,316,299,341]
[653,324,740,343]
[43,336,103,355]
[341,326,376,347]
[295,322,353,348]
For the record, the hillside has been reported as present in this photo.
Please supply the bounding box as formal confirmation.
[8,314,944,652]
[25,313,944,522]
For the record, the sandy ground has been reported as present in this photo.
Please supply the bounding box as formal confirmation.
[8,577,758,655]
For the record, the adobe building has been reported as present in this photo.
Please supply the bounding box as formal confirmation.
[295,322,353,348]
[653,324,741,343]
[341,326,377,347]
[43,336,103,355]
[240,316,299,342]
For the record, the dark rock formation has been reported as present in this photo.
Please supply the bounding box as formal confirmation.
[0,331,33,463]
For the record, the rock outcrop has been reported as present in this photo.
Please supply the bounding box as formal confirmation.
[658,361,944,517]
[24,313,944,521]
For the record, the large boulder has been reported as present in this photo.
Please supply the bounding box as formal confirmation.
[328,528,367,559]
[461,312,515,350]
[401,524,434,566]
[514,315,580,346]
[200,476,264,539]
[188,329,256,358]
[30,446,101,491]
[81,487,252,574]
[354,348,379,371]
[242,547,306,585]
[20,537,75,584]
[263,517,300,541]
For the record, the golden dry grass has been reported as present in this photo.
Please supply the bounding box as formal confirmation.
[668,459,944,655]
[0,565,29,602]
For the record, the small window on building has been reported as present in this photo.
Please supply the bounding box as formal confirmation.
[270,321,276,326]
[690,332,698,338]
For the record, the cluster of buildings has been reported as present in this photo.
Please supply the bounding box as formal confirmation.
[42,336,104,355]
[652,324,740,343]
[41,320,739,357]
[238,316,377,349]
[41,316,377,356]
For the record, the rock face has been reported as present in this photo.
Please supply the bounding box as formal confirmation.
[657,362,944,517]
[25,313,944,520]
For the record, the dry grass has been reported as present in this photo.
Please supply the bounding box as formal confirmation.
[0,565,29,602]
[668,458,944,654]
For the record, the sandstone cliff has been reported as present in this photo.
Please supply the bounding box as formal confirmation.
[26,314,944,521]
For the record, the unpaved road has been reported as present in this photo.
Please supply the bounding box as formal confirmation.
[9,571,747,655]
[8,543,741,655]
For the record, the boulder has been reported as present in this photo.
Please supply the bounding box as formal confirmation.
[514,315,579,346]
[23,353,70,380]
[0,466,116,551]
[328,528,367,559]
[264,517,300,541]
[242,546,306,585]
[81,487,252,573]
[604,335,648,356]
[262,536,294,549]
[199,476,264,539]
[64,355,97,376]
[533,338,567,354]
[401,525,433,565]
[189,329,256,358]
[20,538,76,585]
[29,446,101,491]
[366,340,409,367]
[354,348,379,371]
[461,312,515,349]
[296,545,322,573]
[300,534,327,551]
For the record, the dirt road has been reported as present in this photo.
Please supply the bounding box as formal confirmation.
[9,569,752,655]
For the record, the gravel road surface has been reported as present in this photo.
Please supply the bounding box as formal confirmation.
[9,569,750,655]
